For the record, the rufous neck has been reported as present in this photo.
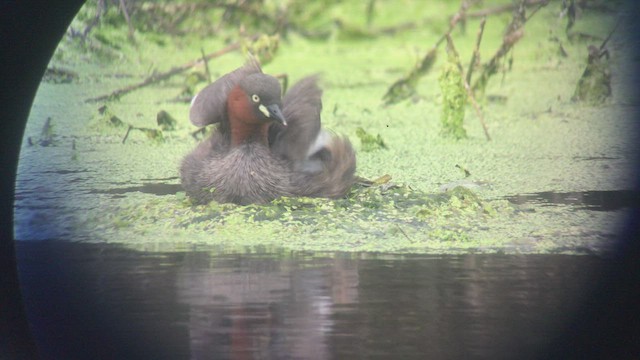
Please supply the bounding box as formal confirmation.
[227,85,269,146]
[229,120,270,146]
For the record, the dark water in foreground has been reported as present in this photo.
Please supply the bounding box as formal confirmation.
[16,242,603,359]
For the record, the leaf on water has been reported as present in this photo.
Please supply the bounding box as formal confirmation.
[139,128,164,142]
[455,164,471,177]
[110,116,125,127]
[372,174,392,185]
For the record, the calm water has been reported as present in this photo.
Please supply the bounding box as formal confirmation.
[16,241,604,359]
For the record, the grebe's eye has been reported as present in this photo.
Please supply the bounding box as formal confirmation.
[251,94,260,103]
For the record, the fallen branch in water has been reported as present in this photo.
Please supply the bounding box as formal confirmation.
[382,46,437,106]
[466,16,486,86]
[467,0,549,18]
[121,125,163,144]
[86,39,252,103]
[436,0,482,47]
[471,0,548,96]
[382,0,481,105]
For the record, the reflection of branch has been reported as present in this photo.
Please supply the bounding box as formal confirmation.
[86,39,252,103]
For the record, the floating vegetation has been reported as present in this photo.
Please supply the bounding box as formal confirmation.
[88,180,518,252]
[96,105,126,128]
[438,53,467,140]
[571,21,618,105]
[355,127,387,152]
[156,110,177,131]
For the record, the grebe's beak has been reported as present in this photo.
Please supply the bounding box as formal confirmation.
[267,104,287,126]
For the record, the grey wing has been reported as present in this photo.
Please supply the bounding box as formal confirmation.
[189,58,262,127]
[270,75,323,165]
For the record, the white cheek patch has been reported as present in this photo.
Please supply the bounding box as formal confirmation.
[258,104,270,117]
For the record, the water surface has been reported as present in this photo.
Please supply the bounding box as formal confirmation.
[17,241,603,359]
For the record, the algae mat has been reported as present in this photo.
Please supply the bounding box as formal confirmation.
[14,1,638,253]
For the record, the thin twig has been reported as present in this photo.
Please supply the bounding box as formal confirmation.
[200,47,212,84]
[599,21,620,52]
[366,0,376,27]
[86,39,253,103]
[395,224,413,243]
[466,16,486,86]
[465,82,491,141]
[525,0,549,22]
[122,125,133,144]
[118,0,135,42]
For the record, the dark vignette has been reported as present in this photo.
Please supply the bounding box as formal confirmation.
[0,1,638,359]
[0,0,86,358]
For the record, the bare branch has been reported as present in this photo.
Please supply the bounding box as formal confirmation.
[86,39,254,103]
